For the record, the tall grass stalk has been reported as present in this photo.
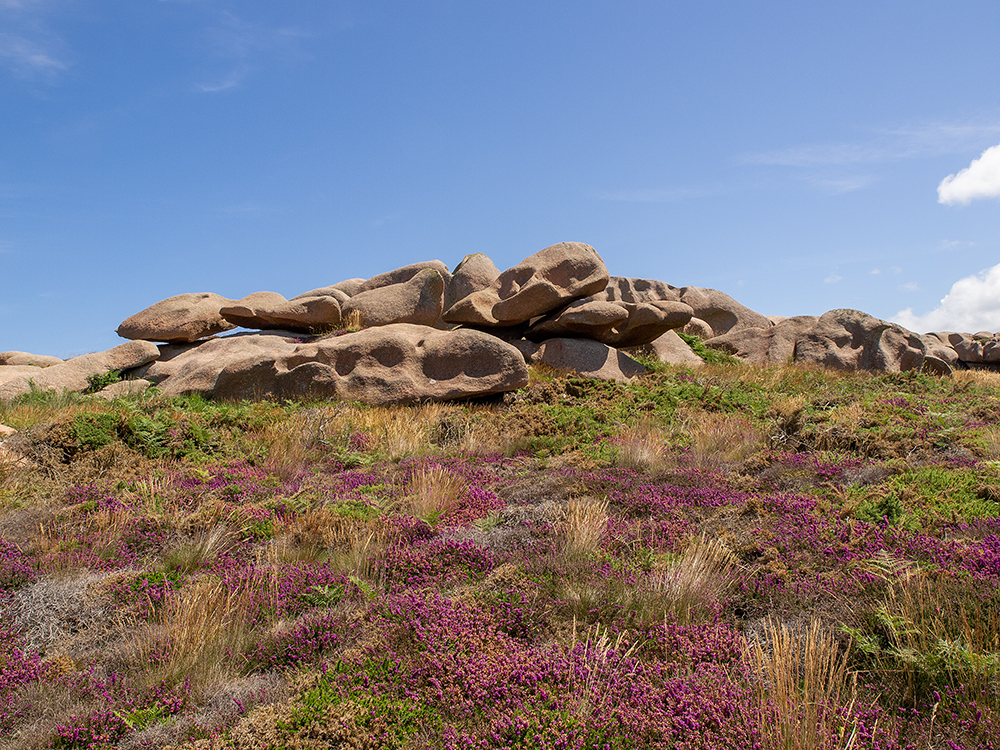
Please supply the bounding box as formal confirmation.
[747,618,856,750]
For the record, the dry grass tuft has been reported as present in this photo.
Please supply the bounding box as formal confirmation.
[747,618,856,750]
[647,535,740,624]
[615,419,676,474]
[161,525,235,574]
[954,369,1000,388]
[125,576,257,695]
[407,465,465,525]
[685,411,764,466]
[561,496,609,558]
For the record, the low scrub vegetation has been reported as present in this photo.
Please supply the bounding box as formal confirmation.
[2,363,1000,748]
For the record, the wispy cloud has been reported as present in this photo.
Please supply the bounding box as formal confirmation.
[195,11,313,93]
[900,282,920,292]
[0,240,14,255]
[938,143,1000,205]
[824,274,842,284]
[740,121,1000,168]
[893,263,1000,333]
[0,0,69,83]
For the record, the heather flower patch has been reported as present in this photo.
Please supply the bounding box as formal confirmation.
[4,365,1000,747]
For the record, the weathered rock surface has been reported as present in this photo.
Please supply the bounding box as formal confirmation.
[526,300,630,342]
[0,424,15,438]
[445,253,501,311]
[678,287,772,337]
[709,309,925,373]
[116,293,237,343]
[0,341,161,401]
[276,324,529,404]
[682,318,715,339]
[591,276,682,304]
[794,310,925,372]
[598,301,694,348]
[444,242,609,326]
[288,286,351,305]
[145,325,529,404]
[707,315,819,365]
[532,338,647,382]
[0,351,63,367]
[220,292,342,333]
[144,332,301,400]
[624,330,704,367]
[354,261,452,296]
[920,333,961,366]
[341,269,445,328]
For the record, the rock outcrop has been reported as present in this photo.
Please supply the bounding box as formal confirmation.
[117,293,237,343]
[707,310,926,373]
[15,239,974,406]
[444,242,609,326]
[0,351,63,367]
[0,341,161,401]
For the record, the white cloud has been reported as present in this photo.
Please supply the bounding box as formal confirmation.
[900,282,920,292]
[892,263,1000,333]
[937,143,1000,205]
[870,268,881,275]
[824,274,842,284]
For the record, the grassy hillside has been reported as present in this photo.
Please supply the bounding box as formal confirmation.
[2,359,1000,749]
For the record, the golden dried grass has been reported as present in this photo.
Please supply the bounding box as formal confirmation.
[747,618,857,750]
[646,535,740,625]
[615,419,676,474]
[407,465,465,525]
[125,576,257,695]
[561,496,609,558]
[685,411,764,466]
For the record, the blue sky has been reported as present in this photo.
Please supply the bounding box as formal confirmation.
[2,0,1000,357]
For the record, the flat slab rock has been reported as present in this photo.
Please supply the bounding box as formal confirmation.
[147,325,529,405]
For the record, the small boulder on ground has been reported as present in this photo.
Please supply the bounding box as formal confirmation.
[341,268,446,328]
[623,330,704,367]
[220,292,341,333]
[116,293,237,343]
[0,352,63,367]
[94,379,152,400]
[532,338,647,382]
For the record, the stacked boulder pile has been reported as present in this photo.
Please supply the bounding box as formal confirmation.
[0,241,995,405]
